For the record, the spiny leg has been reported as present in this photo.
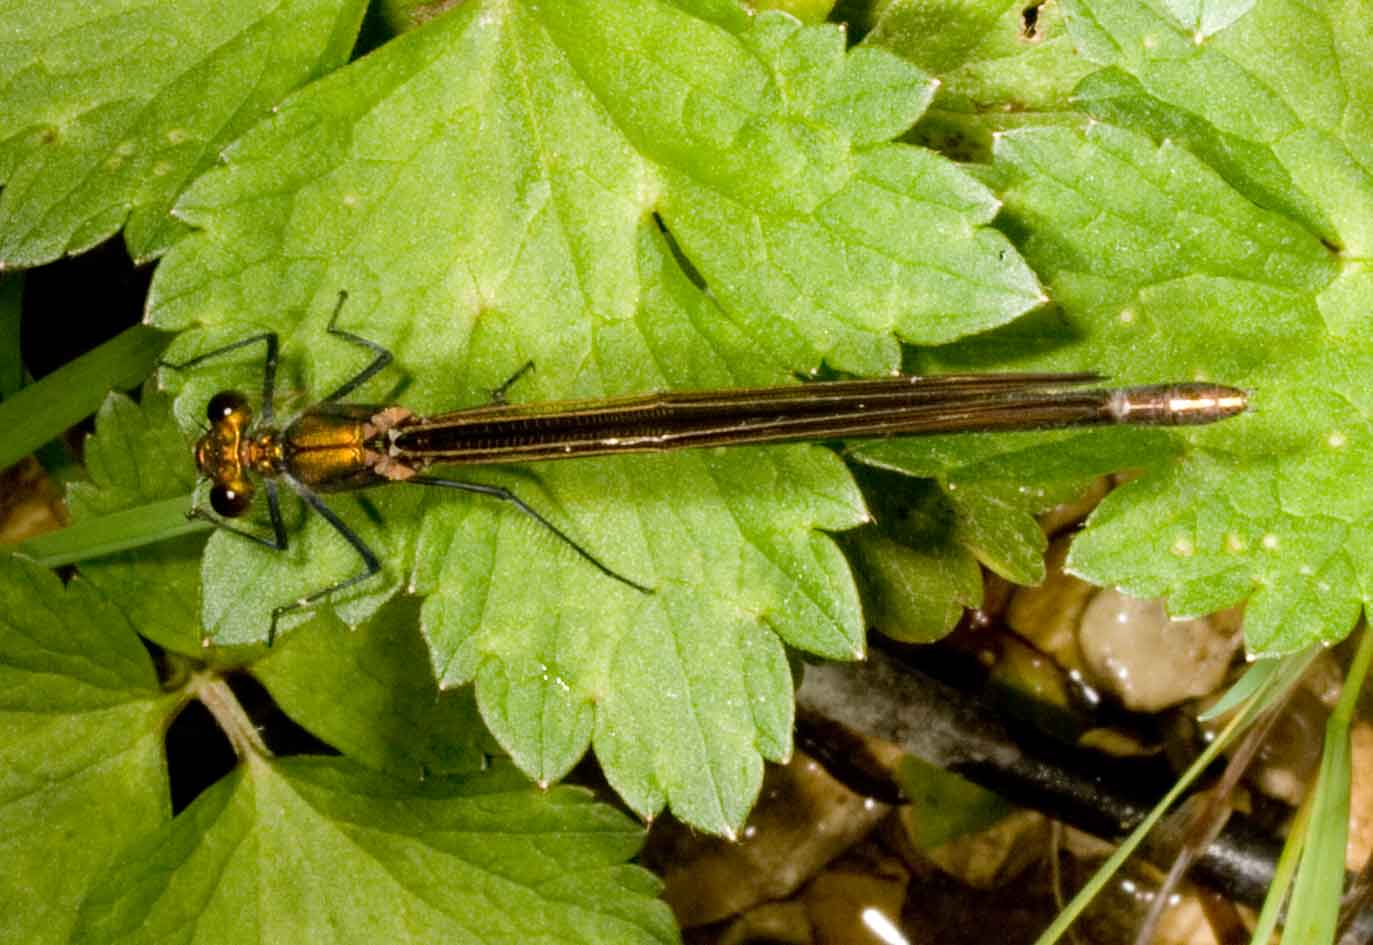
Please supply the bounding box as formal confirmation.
[408,475,654,594]
[319,293,530,407]
[267,474,383,644]
[187,478,290,552]
[161,331,281,423]
[489,360,535,404]
[318,290,395,404]
[187,481,294,648]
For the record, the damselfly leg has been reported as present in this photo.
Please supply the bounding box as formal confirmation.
[165,291,646,643]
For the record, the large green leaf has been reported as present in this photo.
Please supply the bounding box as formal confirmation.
[0,556,173,945]
[0,0,366,266]
[0,549,673,945]
[906,0,1373,654]
[69,757,676,945]
[149,1,1044,832]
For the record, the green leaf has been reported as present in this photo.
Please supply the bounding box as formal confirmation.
[69,757,677,945]
[0,555,174,945]
[850,425,1175,613]
[863,0,1096,161]
[897,754,1010,849]
[61,390,207,653]
[1048,0,1373,654]
[925,101,1368,654]
[1060,0,1371,245]
[149,1,1045,832]
[841,473,984,644]
[0,0,367,267]
[255,600,488,777]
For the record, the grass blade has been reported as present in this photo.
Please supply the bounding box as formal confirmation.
[0,325,173,470]
[10,495,204,566]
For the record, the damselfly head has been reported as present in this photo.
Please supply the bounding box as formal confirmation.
[196,389,258,518]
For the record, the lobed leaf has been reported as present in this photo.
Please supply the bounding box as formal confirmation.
[915,0,1373,654]
[149,0,1045,832]
[0,0,366,266]
[0,556,173,945]
[255,600,489,778]
[64,390,206,653]
[68,757,677,945]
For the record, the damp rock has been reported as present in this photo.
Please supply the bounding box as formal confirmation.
[1077,590,1242,712]
[801,851,910,945]
[1246,685,1328,807]
[644,752,890,928]
[1005,536,1094,672]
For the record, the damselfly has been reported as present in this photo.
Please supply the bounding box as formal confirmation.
[166,293,1247,641]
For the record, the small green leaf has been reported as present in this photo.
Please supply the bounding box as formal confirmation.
[255,600,488,778]
[0,0,367,266]
[0,555,174,945]
[851,426,1173,611]
[60,390,206,653]
[69,757,677,945]
[864,0,1096,160]
[897,754,1010,849]
[845,528,982,643]
[842,469,982,643]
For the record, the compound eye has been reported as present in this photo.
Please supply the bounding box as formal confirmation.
[209,482,254,518]
[207,391,250,423]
